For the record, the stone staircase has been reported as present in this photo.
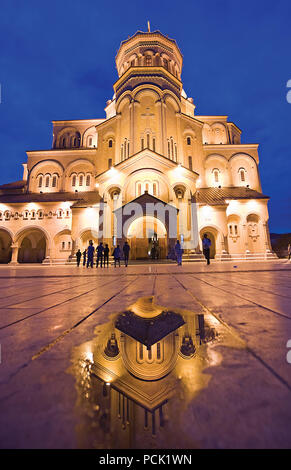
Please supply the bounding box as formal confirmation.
[42,251,278,265]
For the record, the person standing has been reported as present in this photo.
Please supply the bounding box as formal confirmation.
[86,241,94,268]
[113,245,121,267]
[288,243,291,260]
[123,241,130,267]
[76,249,82,267]
[202,234,211,265]
[82,249,87,267]
[96,242,104,268]
[175,240,183,266]
[103,244,110,267]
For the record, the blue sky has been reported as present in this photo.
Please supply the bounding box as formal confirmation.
[0,0,290,232]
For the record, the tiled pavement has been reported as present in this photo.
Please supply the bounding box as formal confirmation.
[0,260,290,449]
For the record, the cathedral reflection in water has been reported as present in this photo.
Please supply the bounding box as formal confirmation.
[71,297,217,449]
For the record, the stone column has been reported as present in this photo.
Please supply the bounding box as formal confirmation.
[9,244,19,265]
[156,99,165,155]
[129,99,134,156]
[190,199,200,252]
[242,224,249,254]
[115,114,121,164]
[263,222,272,252]
[175,112,181,163]
[162,99,167,155]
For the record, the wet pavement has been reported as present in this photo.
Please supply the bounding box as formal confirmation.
[0,260,291,449]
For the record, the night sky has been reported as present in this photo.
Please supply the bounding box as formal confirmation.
[0,0,290,232]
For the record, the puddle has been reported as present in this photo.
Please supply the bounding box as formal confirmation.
[69,296,223,449]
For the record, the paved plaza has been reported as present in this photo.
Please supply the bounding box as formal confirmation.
[0,260,291,449]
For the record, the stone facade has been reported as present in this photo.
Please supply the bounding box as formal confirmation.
[0,29,275,264]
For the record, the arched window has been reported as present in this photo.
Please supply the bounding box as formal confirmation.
[141,138,144,150]
[163,58,168,70]
[174,144,177,161]
[121,145,124,161]
[167,140,170,158]
[188,156,193,171]
[146,134,150,148]
[239,168,246,182]
[145,55,152,66]
[137,182,142,197]
[148,347,152,361]
[171,138,174,159]
[108,158,112,168]
[52,176,57,188]
[127,141,130,157]
[152,137,156,152]
[79,175,84,186]
[38,176,43,188]
[62,137,66,148]
[45,176,50,187]
[88,136,93,147]
[108,139,113,148]
[187,137,191,146]
[213,169,220,184]
[153,182,157,196]
[86,174,91,186]
[145,183,149,192]
[38,210,43,219]
[157,342,161,360]
[73,137,77,147]
[0,212,2,220]
[4,211,10,220]
[31,210,36,219]
[72,175,76,187]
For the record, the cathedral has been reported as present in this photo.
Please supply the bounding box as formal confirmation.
[0,27,275,264]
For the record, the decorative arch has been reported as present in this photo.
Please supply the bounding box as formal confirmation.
[83,125,98,148]
[0,228,13,264]
[65,158,95,175]
[122,167,173,202]
[15,226,50,263]
[199,225,224,259]
[15,225,51,246]
[56,126,81,148]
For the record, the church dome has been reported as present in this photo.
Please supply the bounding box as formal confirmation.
[115,28,183,80]
[130,296,164,319]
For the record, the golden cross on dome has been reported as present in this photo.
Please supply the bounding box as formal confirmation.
[147,20,150,32]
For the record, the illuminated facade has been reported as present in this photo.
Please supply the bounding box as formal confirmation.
[0,28,275,264]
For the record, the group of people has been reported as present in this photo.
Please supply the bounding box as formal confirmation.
[75,235,212,268]
[174,233,212,266]
[75,241,131,268]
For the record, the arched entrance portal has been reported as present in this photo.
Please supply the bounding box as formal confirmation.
[17,229,47,263]
[200,227,217,259]
[0,229,12,263]
[79,229,99,251]
[127,216,167,260]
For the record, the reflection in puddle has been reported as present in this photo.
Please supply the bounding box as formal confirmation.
[70,297,219,449]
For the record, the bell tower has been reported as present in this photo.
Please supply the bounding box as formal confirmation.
[114,28,183,102]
